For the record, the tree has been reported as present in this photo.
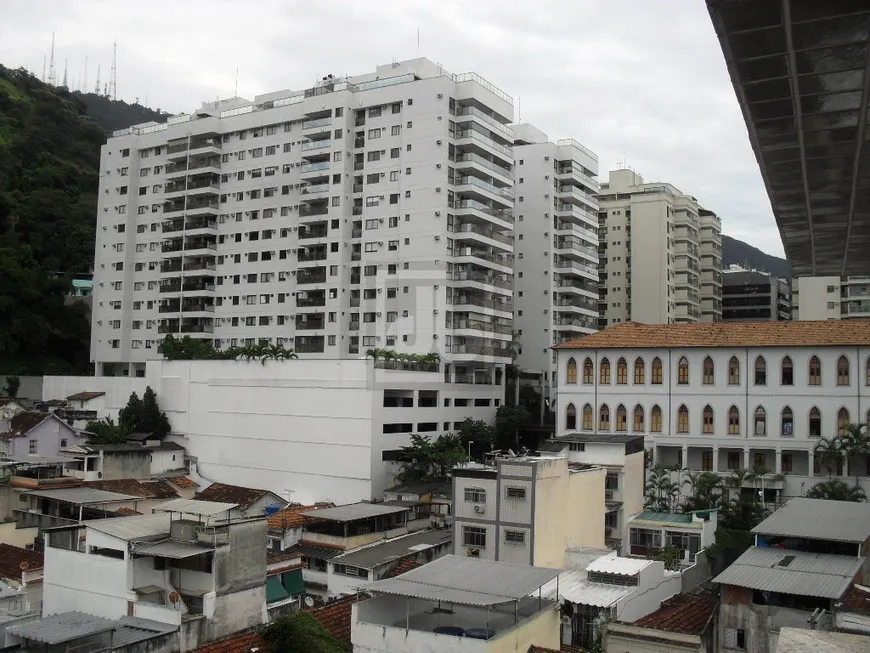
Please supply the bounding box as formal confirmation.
[681,470,724,512]
[98,386,170,440]
[806,479,867,502]
[644,464,680,513]
[118,391,144,430]
[85,415,133,445]
[813,436,844,479]
[138,386,171,438]
[838,423,870,486]
[457,418,495,460]
[3,376,20,398]
[494,404,530,451]
[394,434,468,485]
[261,611,346,653]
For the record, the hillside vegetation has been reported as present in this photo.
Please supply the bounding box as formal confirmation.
[723,234,790,280]
[72,91,169,133]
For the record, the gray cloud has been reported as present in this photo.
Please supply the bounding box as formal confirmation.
[0,0,784,256]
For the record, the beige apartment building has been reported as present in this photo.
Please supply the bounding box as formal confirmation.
[597,170,722,326]
[792,276,870,320]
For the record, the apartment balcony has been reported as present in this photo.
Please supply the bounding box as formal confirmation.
[163,179,220,200]
[298,250,328,263]
[556,184,597,211]
[159,300,215,315]
[454,128,513,164]
[300,183,330,200]
[163,198,219,217]
[160,260,183,275]
[182,259,217,275]
[554,297,599,314]
[447,338,511,361]
[295,336,325,354]
[554,258,598,281]
[183,218,218,236]
[451,247,513,274]
[453,152,513,185]
[455,199,513,226]
[451,318,513,339]
[555,165,598,191]
[300,138,331,160]
[299,204,329,219]
[298,226,329,240]
[455,175,514,209]
[295,314,325,330]
[553,316,598,331]
[164,159,221,181]
[453,223,513,251]
[555,203,598,225]
[296,293,326,308]
[297,267,327,285]
[449,269,513,292]
[554,221,598,243]
[182,238,218,257]
[553,236,599,262]
[447,294,513,315]
[166,136,222,162]
[302,116,332,137]
[299,161,330,181]
[181,280,216,295]
[455,105,514,140]
[179,321,214,334]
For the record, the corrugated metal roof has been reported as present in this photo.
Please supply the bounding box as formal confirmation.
[539,570,635,607]
[332,530,451,569]
[26,487,139,505]
[713,547,864,599]
[286,542,344,561]
[586,554,651,576]
[111,617,177,648]
[7,612,115,644]
[154,498,237,517]
[362,554,560,606]
[132,540,214,559]
[87,513,171,541]
[752,498,870,543]
[302,503,410,522]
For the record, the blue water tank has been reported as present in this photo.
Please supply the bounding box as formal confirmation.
[264,504,281,516]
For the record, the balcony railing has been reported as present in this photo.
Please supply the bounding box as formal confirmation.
[295,319,325,330]
[449,270,513,290]
[302,117,332,130]
[299,228,328,239]
[298,251,328,262]
[451,319,512,334]
[160,261,182,273]
[453,152,513,179]
[300,139,330,151]
[296,297,326,307]
[455,105,513,138]
[180,323,214,333]
[454,223,513,246]
[452,248,513,267]
[299,205,329,218]
[297,270,327,284]
[301,183,330,195]
[447,296,513,312]
[301,162,330,174]
[456,175,514,200]
[449,343,510,357]
[455,199,513,222]
[455,129,512,158]
[295,339,325,353]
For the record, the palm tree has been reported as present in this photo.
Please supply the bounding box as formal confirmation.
[682,470,724,512]
[838,423,870,485]
[806,479,867,502]
[814,436,844,479]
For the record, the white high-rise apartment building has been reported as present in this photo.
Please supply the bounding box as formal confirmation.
[511,124,600,394]
[597,170,722,326]
[92,59,515,379]
[792,276,870,320]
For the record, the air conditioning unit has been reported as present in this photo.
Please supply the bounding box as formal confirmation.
[473,505,486,514]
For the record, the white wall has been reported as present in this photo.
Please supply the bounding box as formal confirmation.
[792,276,841,321]
[617,561,681,623]
[42,375,148,421]
[43,547,130,619]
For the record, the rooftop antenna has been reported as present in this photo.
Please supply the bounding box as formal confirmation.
[94,62,101,94]
[109,40,117,100]
[62,58,68,88]
[234,67,238,97]
[48,32,56,85]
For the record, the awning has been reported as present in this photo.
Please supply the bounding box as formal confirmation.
[267,575,290,603]
[133,541,213,559]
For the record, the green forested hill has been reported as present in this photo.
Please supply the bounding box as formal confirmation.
[0,65,104,373]
[72,91,169,133]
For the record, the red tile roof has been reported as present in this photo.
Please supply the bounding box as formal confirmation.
[527,646,584,653]
[266,550,300,565]
[83,478,180,500]
[0,412,50,438]
[167,476,198,489]
[384,558,422,578]
[116,507,143,516]
[842,584,870,616]
[554,319,870,350]
[267,503,334,531]
[192,630,265,653]
[633,591,719,635]
[0,543,44,581]
[65,391,106,402]
[308,594,360,648]
[196,482,272,510]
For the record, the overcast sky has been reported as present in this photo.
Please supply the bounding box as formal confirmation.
[0,0,784,257]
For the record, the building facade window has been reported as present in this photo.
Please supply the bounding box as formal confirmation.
[634,358,645,384]
[464,487,486,503]
[616,404,627,431]
[838,407,850,435]
[781,407,793,436]
[633,405,644,432]
[754,356,766,386]
[677,405,689,433]
[583,357,593,384]
[599,404,610,431]
[809,407,822,437]
[566,357,577,384]
[702,405,714,434]
[703,356,714,385]
[678,357,689,385]
[728,356,740,385]
[651,357,663,384]
[781,356,794,385]
[702,450,713,471]
[809,355,821,385]
[728,406,740,435]
[651,405,662,433]
[600,357,611,384]
[462,526,486,548]
[754,406,767,436]
[566,403,577,430]
[837,355,849,386]
[582,404,593,430]
[617,358,628,384]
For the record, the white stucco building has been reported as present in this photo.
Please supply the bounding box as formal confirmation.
[792,275,870,321]
[597,170,723,326]
[510,124,600,399]
[92,58,515,384]
[554,320,870,500]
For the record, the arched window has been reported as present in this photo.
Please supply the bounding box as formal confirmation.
[838,407,850,436]
[651,405,663,433]
[781,356,794,385]
[754,356,767,386]
[616,404,627,431]
[617,358,628,385]
[677,405,689,433]
[634,358,645,384]
[582,404,593,430]
[728,406,740,435]
[599,404,610,431]
[809,355,821,386]
[600,358,611,384]
[809,407,821,437]
[583,357,594,384]
[728,356,740,385]
[651,357,663,385]
[703,357,715,385]
[566,403,577,430]
[781,406,793,436]
[754,406,767,436]
[678,357,689,385]
[702,405,714,434]
[633,405,644,432]
[566,357,577,384]
[837,355,849,386]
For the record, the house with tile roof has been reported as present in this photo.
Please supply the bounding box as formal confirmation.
[196,482,286,520]
[266,502,334,551]
[0,412,86,461]
[0,543,44,647]
[554,320,870,503]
